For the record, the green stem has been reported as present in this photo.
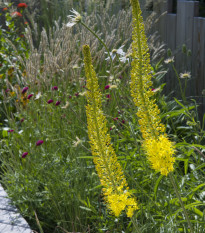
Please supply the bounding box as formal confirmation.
[171,64,186,103]
[169,173,194,233]
[184,78,187,101]
[131,217,141,233]
[80,21,115,80]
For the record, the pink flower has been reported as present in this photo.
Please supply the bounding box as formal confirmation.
[52,86,58,91]
[22,152,28,158]
[11,11,22,17]
[121,120,125,124]
[20,118,24,123]
[5,89,10,93]
[106,94,111,99]
[55,101,61,106]
[27,94,33,99]
[47,99,53,104]
[36,140,44,146]
[104,85,110,90]
[22,87,28,94]
[69,95,72,99]
[8,129,14,133]
[75,93,79,97]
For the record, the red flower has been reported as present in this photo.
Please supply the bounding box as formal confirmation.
[11,12,22,17]
[104,85,110,90]
[106,94,111,99]
[17,3,28,8]
[22,87,29,94]
[24,21,28,25]
[8,129,14,133]
[22,152,28,158]
[47,99,54,104]
[36,140,44,146]
[27,94,33,99]
[55,101,61,106]
[3,8,8,11]
[52,86,58,91]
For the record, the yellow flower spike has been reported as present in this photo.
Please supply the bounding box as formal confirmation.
[130,0,175,175]
[83,44,138,217]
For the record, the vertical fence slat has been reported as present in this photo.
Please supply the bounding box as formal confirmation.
[175,1,199,97]
[202,19,205,117]
[193,18,204,97]
[153,0,205,116]
[153,0,167,42]
[166,13,176,92]
[167,0,174,13]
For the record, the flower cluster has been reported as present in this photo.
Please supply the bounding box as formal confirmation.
[83,44,138,217]
[130,0,175,176]
[17,3,28,9]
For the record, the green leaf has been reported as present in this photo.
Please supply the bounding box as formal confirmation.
[154,175,164,200]
[2,130,8,138]
[173,201,205,217]
[188,183,205,200]
[77,156,93,159]
[79,206,92,212]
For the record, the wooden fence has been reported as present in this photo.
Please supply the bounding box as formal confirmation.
[153,0,205,115]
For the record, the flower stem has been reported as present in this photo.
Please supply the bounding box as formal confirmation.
[169,173,194,233]
[131,216,141,233]
[184,78,187,101]
[171,64,186,103]
[80,21,115,79]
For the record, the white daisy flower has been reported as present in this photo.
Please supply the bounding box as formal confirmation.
[164,56,174,64]
[66,9,82,28]
[179,71,191,79]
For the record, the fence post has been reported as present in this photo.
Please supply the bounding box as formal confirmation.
[153,0,168,42]
[175,1,199,97]
[193,17,205,116]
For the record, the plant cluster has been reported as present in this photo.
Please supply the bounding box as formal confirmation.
[0,1,205,233]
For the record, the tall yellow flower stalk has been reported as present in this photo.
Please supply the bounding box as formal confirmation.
[83,45,138,218]
[130,0,175,176]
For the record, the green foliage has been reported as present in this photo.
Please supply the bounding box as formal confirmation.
[0,1,205,233]
[0,3,29,122]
